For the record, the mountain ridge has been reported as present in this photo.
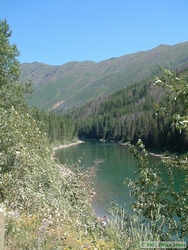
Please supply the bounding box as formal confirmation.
[20,41,188,110]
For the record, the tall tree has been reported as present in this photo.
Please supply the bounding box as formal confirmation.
[0,19,20,86]
[0,19,32,111]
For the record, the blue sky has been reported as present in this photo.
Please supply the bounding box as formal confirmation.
[1,0,188,65]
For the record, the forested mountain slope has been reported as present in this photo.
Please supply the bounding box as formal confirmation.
[20,41,188,110]
[67,67,188,152]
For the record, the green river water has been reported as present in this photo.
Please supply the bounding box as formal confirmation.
[54,140,185,220]
[55,140,138,218]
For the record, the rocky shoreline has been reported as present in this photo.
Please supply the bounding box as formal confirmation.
[148,152,172,159]
[53,140,84,151]
[52,140,84,157]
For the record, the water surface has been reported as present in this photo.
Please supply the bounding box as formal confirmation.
[55,140,138,218]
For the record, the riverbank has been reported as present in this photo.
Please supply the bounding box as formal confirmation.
[148,152,172,159]
[52,140,85,157]
[119,141,173,159]
[53,140,84,150]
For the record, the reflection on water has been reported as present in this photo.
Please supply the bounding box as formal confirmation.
[55,140,185,220]
[55,140,138,218]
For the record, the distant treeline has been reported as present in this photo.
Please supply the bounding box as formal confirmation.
[31,108,77,143]
[66,68,188,153]
[32,68,188,153]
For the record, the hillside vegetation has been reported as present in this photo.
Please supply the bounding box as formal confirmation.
[2,20,188,249]
[0,19,119,250]
[65,67,188,153]
[20,42,188,111]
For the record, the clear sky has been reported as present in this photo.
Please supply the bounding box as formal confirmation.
[1,0,188,65]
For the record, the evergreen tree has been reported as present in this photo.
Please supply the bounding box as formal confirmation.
[0,19,20,87]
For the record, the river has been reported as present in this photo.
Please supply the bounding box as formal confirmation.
[54,140,138,218]
[55,140,185,217]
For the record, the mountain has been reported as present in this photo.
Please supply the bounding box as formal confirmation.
[20,42,188,111]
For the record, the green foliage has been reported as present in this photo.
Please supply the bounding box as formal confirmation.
[0,20,33,113]
[155,68,188,133]
[126,140,188,240]
[30,108,77,144]
[0,19,20,87]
